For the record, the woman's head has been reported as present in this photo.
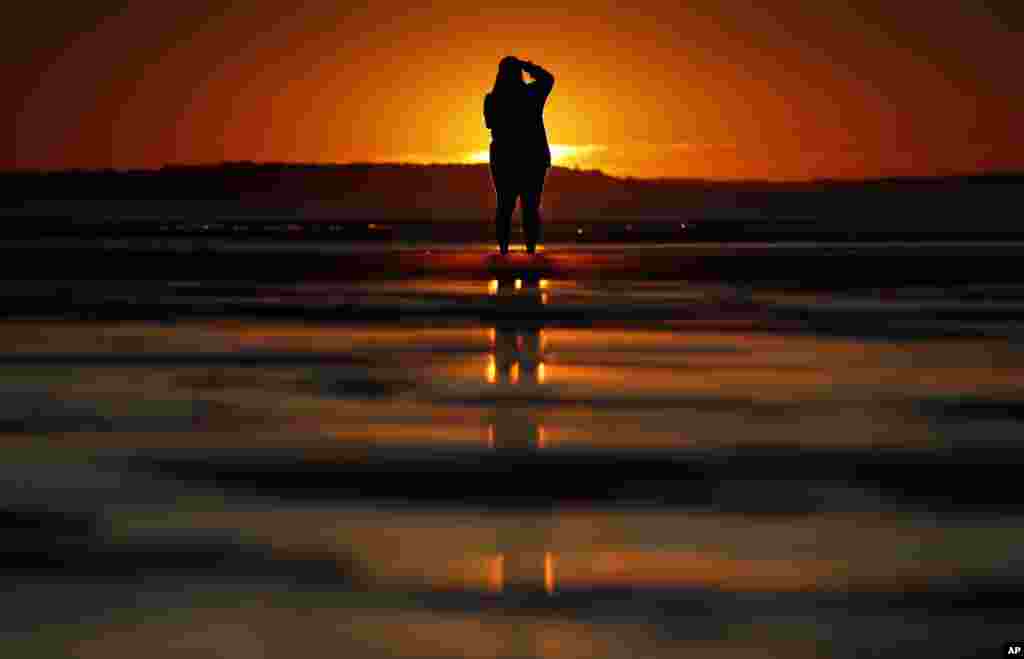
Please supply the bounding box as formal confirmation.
[494,56,524,92]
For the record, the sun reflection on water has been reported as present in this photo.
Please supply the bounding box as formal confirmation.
[488,554,504,593]
[545,552,557,595]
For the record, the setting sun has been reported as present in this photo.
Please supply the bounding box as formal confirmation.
[464,144,605,170]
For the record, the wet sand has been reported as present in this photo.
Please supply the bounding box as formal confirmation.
[3,243,1024,657]
[3,240,1024,286]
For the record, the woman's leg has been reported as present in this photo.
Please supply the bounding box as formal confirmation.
[520,166,547,254]
[491,160,517,255]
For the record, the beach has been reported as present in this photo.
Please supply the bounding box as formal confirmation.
[3,241,1024,657]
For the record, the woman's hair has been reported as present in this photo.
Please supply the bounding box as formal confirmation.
[493,56,524,94]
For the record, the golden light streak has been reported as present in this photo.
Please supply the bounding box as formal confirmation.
[537,362,546,384]
[539,279,550,289]
[551,551,833,591]
[487,424,495,449]
[509,362,520,385]
[463,144,607,168]
[538,424,546,448]
[486,355,496,383]
[488,554,504,593]
[514,278,522,290]
[487,280,498,295]
[544,552,556,595]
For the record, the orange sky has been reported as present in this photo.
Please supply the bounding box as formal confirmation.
[8,1,1024,179]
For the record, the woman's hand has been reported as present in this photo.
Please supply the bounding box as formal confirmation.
[519,60,553,88]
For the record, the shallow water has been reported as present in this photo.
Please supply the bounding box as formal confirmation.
[3,249,1024,657]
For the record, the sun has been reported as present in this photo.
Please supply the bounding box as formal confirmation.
[463,144,604,168]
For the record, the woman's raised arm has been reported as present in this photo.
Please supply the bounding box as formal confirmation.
[521,60,554,96]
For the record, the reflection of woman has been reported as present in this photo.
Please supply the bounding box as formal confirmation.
[484,57,555,255]
[489,276,544,451]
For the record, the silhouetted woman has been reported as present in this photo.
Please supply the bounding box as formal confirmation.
[484,56,554,255]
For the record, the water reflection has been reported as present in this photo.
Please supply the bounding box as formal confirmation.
[487,275,557,596]
[7,273,1024,657]
[486,275,547,451]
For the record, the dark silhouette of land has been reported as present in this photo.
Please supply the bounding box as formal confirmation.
[0,163,1021,242]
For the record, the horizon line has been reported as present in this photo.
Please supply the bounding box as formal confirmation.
[2,160,1022,185]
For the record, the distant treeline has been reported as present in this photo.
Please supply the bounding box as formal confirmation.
[1,162,1021,230]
